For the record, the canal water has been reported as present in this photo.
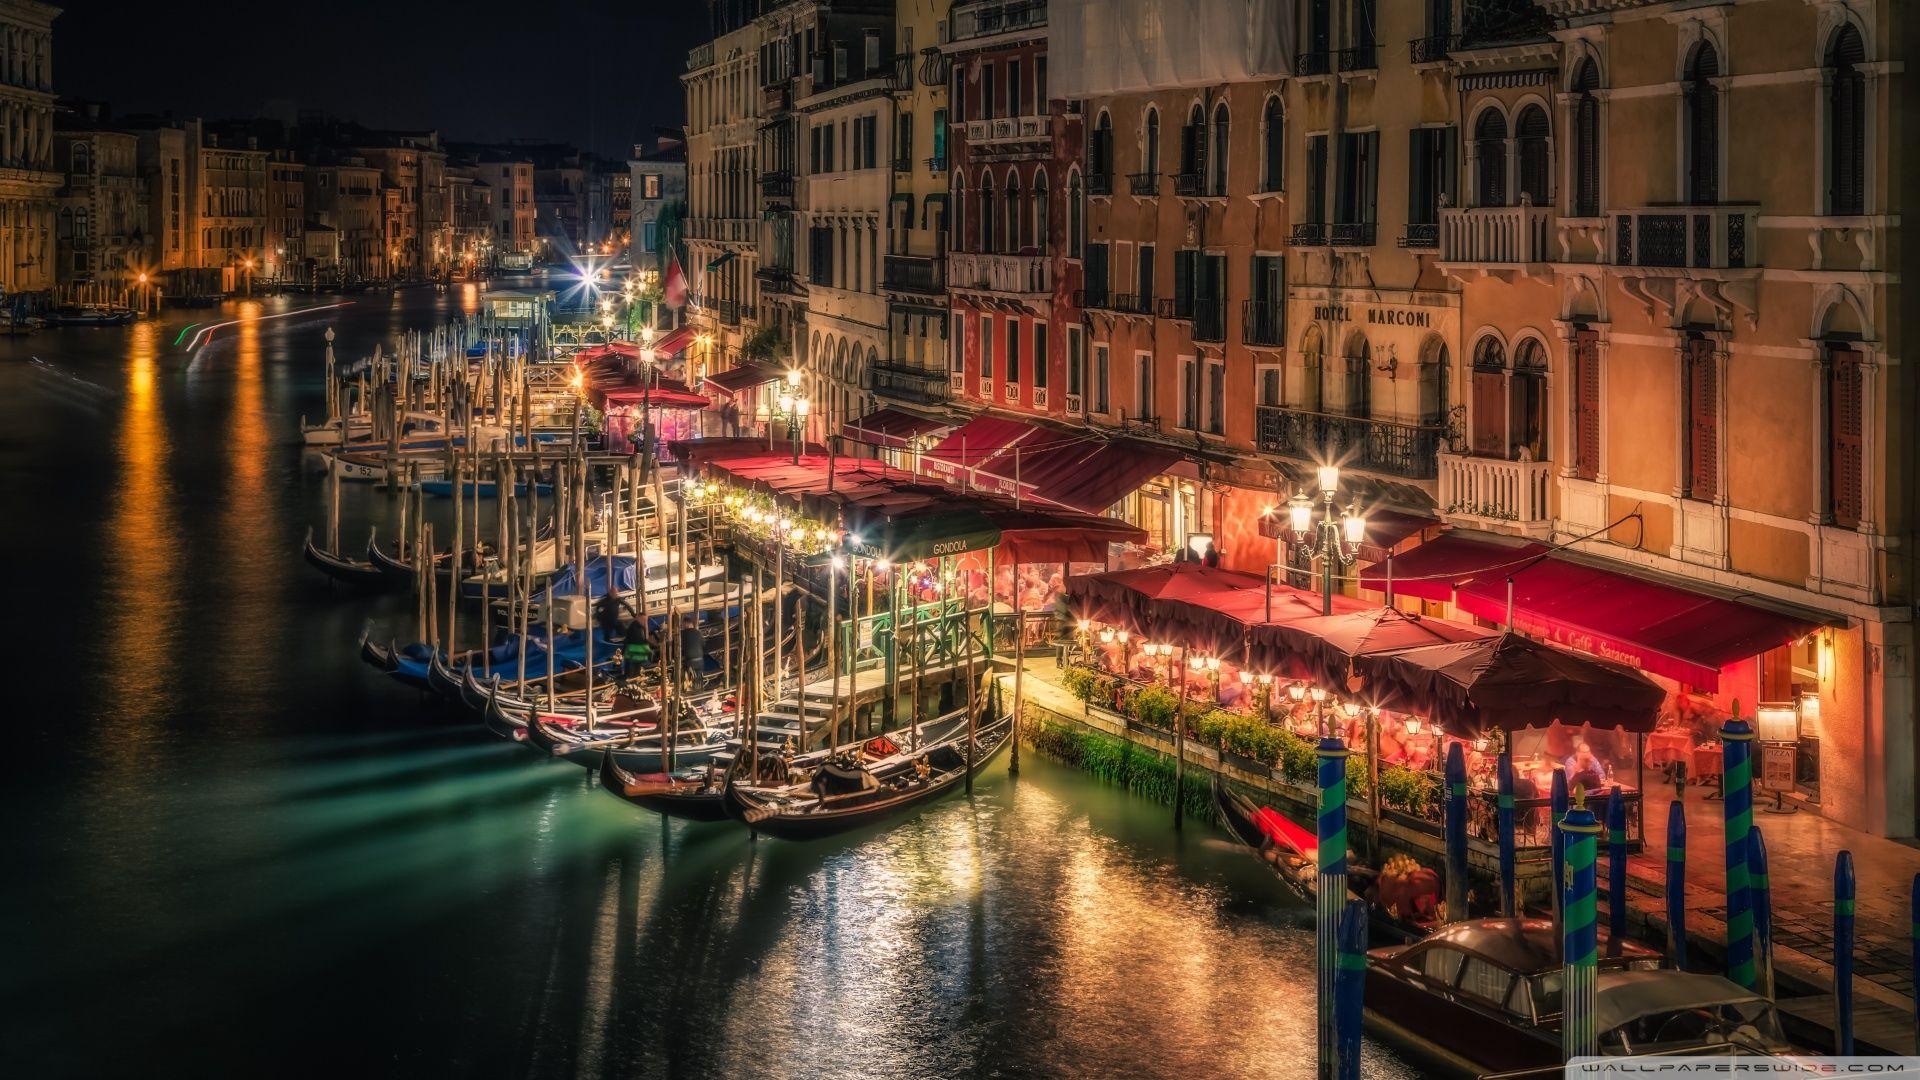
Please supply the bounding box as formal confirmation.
[0,292,1422,1078]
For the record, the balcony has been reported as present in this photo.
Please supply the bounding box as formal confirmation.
[1338,43,1378,72]
[1400,223,1440,249]
[685,217,757,244]
[962,115,1054,148]
[883,254,945,295]
[1081,291,1152,316]
[1439,203,1553,264]
[1126,172,1159,196]
[1120,412,1163,439]
[1290,223,1328,247]
[1256,407,1442,481]
[1610,205,1758,271]
[951,0,1048,43]
[923,155,949,173]
[717,299,741,326]
[1296,50,1332,77]
[867,362,949,405]
[762,83,792,114]
[950,251,1050,296]
[1409,34,1458,64]
[1242,300,1284,346]
[888,55,914,92]
[1088,173,1113,196]
[1192,299,1226,342]
[891,156,914,173]
[1439,453,1553,534]
[759,171,795,200]
[687,42,714,71]
[756,266,801,296]
[1330,222,1377,247]
[1173,172,1205,197]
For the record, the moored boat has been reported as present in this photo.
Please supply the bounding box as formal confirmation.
[302,527,392,590]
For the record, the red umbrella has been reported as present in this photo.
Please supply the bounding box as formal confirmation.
[1356,632,1664,737]
[1252,607,1492,686]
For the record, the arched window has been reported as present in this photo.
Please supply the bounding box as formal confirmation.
[1470,336,1507,456]
[1343,335,1372,418]
[1210,102,1230,195]
[1067,171,1083,258]
[1571,59,1601,217]
[1516,104,1551,204]
[1033,169,1050,246]
[1181,104,1206,189]
[1091,111,1114,183]
[1298,325,1324,413]
[977,172,996,255]
[1418,338,1450,426]
[1827,25,1866,215]
[1685,41,1720,205]
[1143,108,1161,180]
[1509,338,1548,462]
[1261,97,1284,192]
[1473,109,1507,207]
[1005,172,1024,251]
[948,173,963,252]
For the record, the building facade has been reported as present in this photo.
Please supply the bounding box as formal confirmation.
[628,135,687,273]
[684,5,763,374]
[197,135,268,288]
[0,1,58,299]
[53,126,143,295]
[305,159,383,280]
[264,154,304,282]
[873,0,953,416]
[479,158,536,256]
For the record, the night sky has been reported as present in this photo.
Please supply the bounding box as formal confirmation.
[55,1,708,157]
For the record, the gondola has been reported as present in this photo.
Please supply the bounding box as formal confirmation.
[366,532,450,587]
[598,751,735,822]
[722,705,1011,841]
[303,527,392,589]
[1212,781,1438,945]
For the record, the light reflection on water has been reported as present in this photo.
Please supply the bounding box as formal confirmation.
[0,294,1424,1079]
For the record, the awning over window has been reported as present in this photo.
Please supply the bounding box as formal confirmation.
[1450,554,1829,690]
[651,326,696,356]
[926,415,1046,474]
[600,387,711,410]
[1016,437,1182,514]
[1357,533,1549,602]
[1358,509,1440,563]
[702,363,785,396]
[844,407,950,449]
[1358,633,1667,736]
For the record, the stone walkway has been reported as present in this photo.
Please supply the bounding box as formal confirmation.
[1002,656,1919,1053]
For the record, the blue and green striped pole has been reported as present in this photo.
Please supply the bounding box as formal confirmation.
[1335,897,1367,1080]
[1606,787,1627,955]
[1560,794,1602,1062]
[1497,749,1517,917]
[1666,801,1688,970]
[1551,768,1569,959]
[1835,850,1856,1054]
[1445,741,1468,922]
[1750,827,1774,1001]
[1317,735,1349,1080]
[1722,718,1756,989]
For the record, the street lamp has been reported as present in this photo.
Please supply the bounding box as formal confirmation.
[1286,464,1368,616]
[774,378,810,465]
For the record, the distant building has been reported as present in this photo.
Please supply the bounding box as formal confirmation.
[304,157,382,280]
[477,157,535,256]
[264,154,304,282]
[52,124,144,296]
[628,134,686,272]
[131,119,196,273]
[198,132,269,289]
[445,164,493,273]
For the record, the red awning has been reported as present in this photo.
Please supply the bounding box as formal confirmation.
[844,407,951,449]
[1066,564,1366,656]
[1359,509,1440,563]
[1358,632,1666,736]
[1019,438,1182,514]
[702,363,785,395]
[602,387,711,410]
[1358,532,1549,602]
[1450,554,1828,690]
[926,415,1043,473]
[1252,607,1494,686]
[651,326,696,356]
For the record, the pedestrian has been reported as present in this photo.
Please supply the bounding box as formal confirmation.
[678,614,706,693]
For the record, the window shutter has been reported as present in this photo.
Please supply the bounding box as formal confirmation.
[1173,249,1194,317]
[1471,370,1507,457]
[1828,344,1864,528]
[1686,45,1720,205]
[1828,27,1867,216]
[1685,338,1718,501]
[1573,329,1602,479]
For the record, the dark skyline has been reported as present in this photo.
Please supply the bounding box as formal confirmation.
[55,1,706,157]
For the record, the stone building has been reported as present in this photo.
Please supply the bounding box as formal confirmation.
[0,0,59,300]
[52,125,142,296]
[628,134,687,273]
[683,4,764,374]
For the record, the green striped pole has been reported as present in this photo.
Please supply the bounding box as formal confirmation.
[1835,850,1856,1054]
[1444,741,1468,922]
[1317,735,1349,1080]
[1722,718,1756,989]
[1335,897,1367,1080]
[1605,787,1627,955]
[1497,749,1516,917]
[1665,801,1688,970]
[1560,793,1601,1063]
[1750,827,1774,1001]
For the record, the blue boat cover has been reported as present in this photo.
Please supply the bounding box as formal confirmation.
[545,555,639,600]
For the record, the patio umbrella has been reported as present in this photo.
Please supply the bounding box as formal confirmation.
[1357,632,1664,737]
[1253,607,1493,687]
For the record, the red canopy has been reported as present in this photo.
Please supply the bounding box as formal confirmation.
[650,326,696,356]
[1357,632,1666,736]
[1067,564,1365,655]
[1252,607,1493,686]
[1358,532,1549,602]
[926,415,1046,475]
[602,387,711,410]
[845,407,950,449]
[1016,437,1182,514]
[1451,554,1826,690]
[703,363,785,396]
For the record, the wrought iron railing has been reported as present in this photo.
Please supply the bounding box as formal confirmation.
[883,255,945,295]
[1088,172,1113,196]
[1401,223,1440,249]
[1290,223,1328,246]
[1192,299,1226,342]
[1409,34,1459,64]
[867,362,949,405]
[1255,406,1442,480]
[1173,172,1205,197]
[759,171,795,199]
[1127,172,1160,196]
[1330,222,1377,247]
[1608,205,1756,270]
[1338,42,1378,71]
[1242,300,1284,346]
[1296,50,1332,76]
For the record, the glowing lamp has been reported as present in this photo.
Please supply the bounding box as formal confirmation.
[1309,686,1326,703]
[1117,630,1130,644]
[1342,505,1366,546]
[786,369,803,388]
[1098,627,1115,644]
[1317,465,1340,494]
[1239,670,1254,685]
[1204,656,1220,672]
[1403,718,1422,736]
[795,397,810,417]
[1187,533,1213,560]
[1287,493,1313,537]
[1288,683,1307,703]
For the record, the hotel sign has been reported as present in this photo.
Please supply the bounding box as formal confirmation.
[1310,303,1434,328]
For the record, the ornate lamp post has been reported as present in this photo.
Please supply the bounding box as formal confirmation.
[1287,465,1368,616]
[774,369,809,465]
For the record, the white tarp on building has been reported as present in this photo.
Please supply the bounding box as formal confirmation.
[1050,0,1299,98]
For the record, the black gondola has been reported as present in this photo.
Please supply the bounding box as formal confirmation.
[722,706,1011,841]
[598,751,734,822]
[303,527,392,589]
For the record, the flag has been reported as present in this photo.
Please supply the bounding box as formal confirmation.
[663,250,688,309]
[705,251,737,272]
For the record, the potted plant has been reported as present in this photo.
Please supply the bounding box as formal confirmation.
[1129,685,1179,733]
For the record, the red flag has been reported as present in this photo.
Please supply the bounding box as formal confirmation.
[663,250,688,309]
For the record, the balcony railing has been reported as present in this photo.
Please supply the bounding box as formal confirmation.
[1400,223,1440,249]
[685,217,757,244]
[1409,34,1459,64]
[756,267,801,295]
[924,154,949,173]
[717,298,741,326]
[1609,205,1758,270]
[1338,43,1378,71]
[883,254,945,295]
[1243,300,1284,346]
[687,42,714,71]
[891,157,914,173]
[963,115,1054,147]
[1192,299,1226,342]
[762,83,792,114]
[1088,173,1113,196]
[1173,172,1205,197]
[950,251,1050,295]
[1126,171,1160,196]
[867,362,949,405]
[888,55,914,92]
[1438,453,1553,529]
[759,171,795,200]
[1330,222,1377,247]
[1296,50,1332,76]
[1120,412,1163,438]
[1290,223,1328,246]
[1440,203,1553,263]
[1083,291,1152,315]
[1256,407,1442,481]
[951,0,1048,42]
